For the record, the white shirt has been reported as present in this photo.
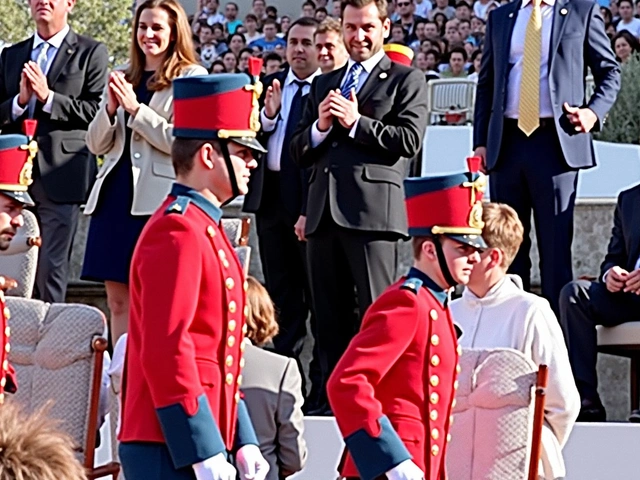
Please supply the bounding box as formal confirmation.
[450,276,580,480]
[310,48,386,147]
[261,68,321,171]
[504,0,555,119]
[616,17,640,37]
[414,0,433,18]
[12,25,70,120]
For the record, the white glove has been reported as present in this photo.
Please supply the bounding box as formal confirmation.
[235,444,270,480]
[386,459,425,480]
[193,452,237,480]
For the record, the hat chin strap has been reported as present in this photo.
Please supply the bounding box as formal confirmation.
[434,235,457,289]
[219,140,241,207]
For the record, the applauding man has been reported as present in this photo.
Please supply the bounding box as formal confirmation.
[290,0,429,415]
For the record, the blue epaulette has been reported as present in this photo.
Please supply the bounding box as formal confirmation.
[400,277,422,294]
[165,196,190,215]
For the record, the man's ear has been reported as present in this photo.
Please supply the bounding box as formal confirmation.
[421,239,438,261]
[489,248,502,269]
[199,143,216,170]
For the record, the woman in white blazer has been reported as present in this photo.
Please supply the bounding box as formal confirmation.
[82,0,207,343]
[241,277,308,480]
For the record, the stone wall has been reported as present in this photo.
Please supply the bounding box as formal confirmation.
[68,198,632,420]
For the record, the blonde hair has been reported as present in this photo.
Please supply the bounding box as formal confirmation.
[245,277,279,346]
[0,403,87,480]
[481,202,524,269]
[126,0,198,91]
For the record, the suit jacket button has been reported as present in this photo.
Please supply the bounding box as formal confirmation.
[323,167,329,173]
[133,152,141,159]
[331,141,338,148]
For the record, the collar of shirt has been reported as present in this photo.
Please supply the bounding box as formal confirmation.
[406,266,448,307]
[284,67,322,87]
[461,275,526,305]
[170,183,223,223]
[33,24,70,50]
[521,0,555,8]
[345,48,386,74]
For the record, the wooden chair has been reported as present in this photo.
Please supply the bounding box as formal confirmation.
[447,348,548,480]
[597,323,640,411]
[6,297,120,479]
[0,209,41,298]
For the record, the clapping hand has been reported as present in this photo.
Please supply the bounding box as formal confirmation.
[264,79,282,119]
[109,71,140,117]
[623,268,640,295]
[22,61,50,103]
[328,88,360,129]
[105,72,120,117]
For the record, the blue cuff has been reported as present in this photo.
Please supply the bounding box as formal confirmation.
[344,415,412,480]
[156,394,226,469]
[234,399,259,451]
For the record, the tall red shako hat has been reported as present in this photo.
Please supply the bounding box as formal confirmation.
[0,120,37,206]
[403,156,487,250]
[383,43,415,66]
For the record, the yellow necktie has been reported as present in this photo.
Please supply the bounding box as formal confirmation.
[518,0,542,136]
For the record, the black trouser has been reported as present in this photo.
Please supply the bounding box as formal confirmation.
[559,279,640,403]
[256,171,315,390]
[491,119,578,314]
[30,178,80,303]
[307,214,399,406]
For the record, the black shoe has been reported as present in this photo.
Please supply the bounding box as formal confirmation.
[577,399,606,422]
[628,409,640,423]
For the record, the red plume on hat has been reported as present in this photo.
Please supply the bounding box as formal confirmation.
[248,57,263,80]
[22,119,37,139]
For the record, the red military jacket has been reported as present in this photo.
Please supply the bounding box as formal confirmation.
[327,267,460,480]
[119,183,256,469]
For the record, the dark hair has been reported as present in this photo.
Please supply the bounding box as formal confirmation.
[455,0,470,8]
[239,47,253,57]
[415,18,428,28]
[172,138,220,176]
[199,20,213,32]
[263,17,278,27]
[210,59,226,71]
[264,52,283,63]
[228,32,246,44]
[226,1,238,9]
[303,0,317,8]
[316,6,328,14]
[612,29,640,58]
[245,13,258,22]
[459,18,470,26]
[266,5,278,15]
[340,0,389,21]
[285,16,320,41]
[426,48,441,63]
[449,45,468,61]
[618,0,633,8]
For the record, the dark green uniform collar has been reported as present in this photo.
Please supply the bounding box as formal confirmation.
[407,267,448,307]
[171,183,222,223]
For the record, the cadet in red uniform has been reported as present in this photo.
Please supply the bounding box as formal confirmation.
[0,119,40,401]
[327,158,488,480]
[119,66,270,480]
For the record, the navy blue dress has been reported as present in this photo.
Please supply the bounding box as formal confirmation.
[82,71,156,284]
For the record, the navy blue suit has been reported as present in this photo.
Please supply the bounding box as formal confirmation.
[473,0,620,312]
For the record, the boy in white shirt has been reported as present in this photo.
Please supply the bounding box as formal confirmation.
[450,203,580,480]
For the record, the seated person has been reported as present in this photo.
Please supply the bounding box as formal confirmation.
[0,403,87,479]
[450,202,580,480]
[559,183,640,422]
[241,277,307,480]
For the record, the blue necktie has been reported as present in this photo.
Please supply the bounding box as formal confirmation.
[341,62,363,98]
[281,80,307,170]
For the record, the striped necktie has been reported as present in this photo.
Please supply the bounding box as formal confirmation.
[28,42,50,118]
[518,0,542,136]
[341,62,363,98]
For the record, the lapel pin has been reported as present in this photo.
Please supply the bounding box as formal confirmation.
[560,8,568,14]
[509,12,514,17]
[67,48,74,54]
[379,72,388,79]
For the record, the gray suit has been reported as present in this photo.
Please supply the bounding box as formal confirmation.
[241,344,307,480]
[473,0,620,312]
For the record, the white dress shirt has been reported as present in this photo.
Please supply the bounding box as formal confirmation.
[616,17,640,37]
[310,48,386,147]
[504,0,555,119]
[450,276,580,480]
[260,68,321,171]
[12,24,70,120]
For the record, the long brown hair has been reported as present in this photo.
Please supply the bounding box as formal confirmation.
[126,0,198,91]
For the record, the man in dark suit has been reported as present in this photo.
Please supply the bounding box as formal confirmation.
[559,185,640,422]
[473,0,620,313]
[0,0,108,303]
[243,17,320,381]
[290,0,429,415]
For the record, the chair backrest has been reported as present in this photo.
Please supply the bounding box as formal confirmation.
[221,216,251,247]
[234,246,251,276]
[585,75,595,101]
[427,79,477,118]
[0,210,40,298]
[5,298,107,467]
[446,348,539,480]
